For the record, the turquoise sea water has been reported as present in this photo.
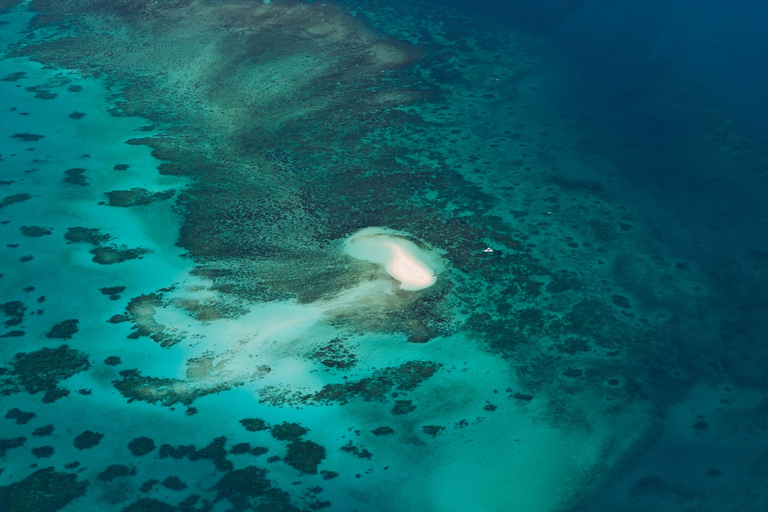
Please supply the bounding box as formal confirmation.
[1,0,767,511]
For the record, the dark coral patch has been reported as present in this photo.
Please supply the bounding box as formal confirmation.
[45,319,79,339]
[161,476,187,491]
[121,498,178,512]
[340,441,372,459]
[68,111,86,119]
[97,464,137,481]
[139,480,159,493]
[100,286,126,300]
[284,439,326,474]
[509,390,534,402]
[128,436,156,456]
[553,337,591,355]
[11,133,44,141]
[5,408,36,425]
[189,436,233,472]
[229,443,251,455]
[0,467,87,512]
[20,226,52,237]
[371,426,394,436]
[0,193,31,209]
[611,294,631,309]
[8,345,89,401]
[421,425,445,437]
[391,400,416,415]
[546,270,579,293]
[0,437,26,457]
[42,388,70,403]
[230,443,269,457]
[1,301,26,327]
[157,163,184,175]
[1,71,27,81]
[64,227,111,245]
[105,188,175,207]
[306,361,441,406]
[25,85,57,99]
[63,168,88,186]
[215,466,274,509]
[240,418,269,432]
[270,422,308,441]
[31,445,54,458]
[113,368,227,406]
[158,444,196,459]
[90,246,150,265]
[33,424,54,436]
[104,356,122,366]
[73,430,103,450]
[311,337,357,369]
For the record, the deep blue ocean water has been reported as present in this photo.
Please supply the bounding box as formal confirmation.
[429,0,768,509]
[438,0,768,141]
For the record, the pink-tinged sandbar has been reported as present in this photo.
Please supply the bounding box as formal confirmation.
[344,227,440,290]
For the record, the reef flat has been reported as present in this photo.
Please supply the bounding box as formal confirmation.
[2,0,767,510]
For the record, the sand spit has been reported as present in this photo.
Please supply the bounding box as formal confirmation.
[344,227,440,290]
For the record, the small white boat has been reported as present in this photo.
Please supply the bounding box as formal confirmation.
[483,247,493,253]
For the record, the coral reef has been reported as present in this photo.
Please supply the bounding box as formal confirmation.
[0,468,87,512]
[1,300,25,328]
[284,440,326,475]
[73,430,103,449]
[63,168,88,186]
[2,345,89,402]
[104,188,174,207]
[239,418,269,432]
[5,407,35,424]
[90,246,150,265]
[97,464,137,481]
[45,319,79,339]
[0,193,31,209]
[128,436,156,456]
[270,422,309,442]
[64,227,111,245]
[20,225,52,237]
[11,132,44,141]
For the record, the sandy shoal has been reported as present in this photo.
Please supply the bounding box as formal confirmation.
[344,227,439,291]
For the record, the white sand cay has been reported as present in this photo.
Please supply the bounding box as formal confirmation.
[343,227,441,290]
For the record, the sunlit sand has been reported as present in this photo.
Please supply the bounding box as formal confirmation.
[344,227,439,290]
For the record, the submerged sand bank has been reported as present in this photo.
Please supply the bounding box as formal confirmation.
[343,227,440,290]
